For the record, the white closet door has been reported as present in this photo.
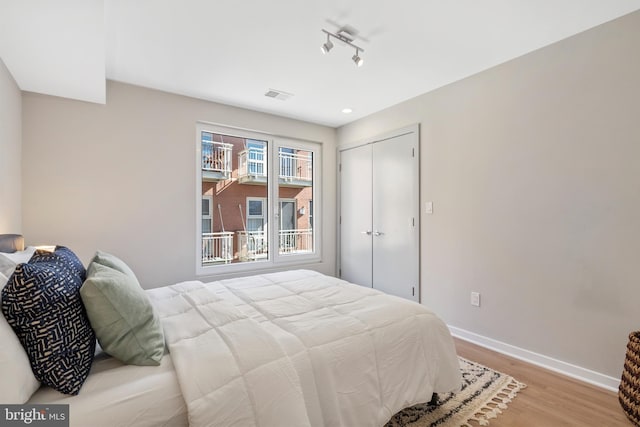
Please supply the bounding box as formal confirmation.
[372,132,419,301]
[339,144,373,287]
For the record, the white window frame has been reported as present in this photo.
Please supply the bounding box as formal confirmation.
[196,123,322,276]
[274,138,319,259]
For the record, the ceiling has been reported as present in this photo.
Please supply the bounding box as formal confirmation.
[1,1,639,128]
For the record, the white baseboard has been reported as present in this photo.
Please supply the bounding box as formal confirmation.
[449,325,620,393]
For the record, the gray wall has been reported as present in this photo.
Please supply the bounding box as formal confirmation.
[22,81,337,288]
[0,57,22,234]
[338,11,640,379]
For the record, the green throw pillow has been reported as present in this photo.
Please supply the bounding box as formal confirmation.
[91,250,138,280]
[80,261,164,366]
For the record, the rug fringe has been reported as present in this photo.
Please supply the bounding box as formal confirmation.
[464,377,527,426]
[385,358,527,427]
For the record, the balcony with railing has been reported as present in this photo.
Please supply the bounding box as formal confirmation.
[238,148,312,187]
[236,229,313,261]
[202,232,234,264]
[279,151,313,187]
[202,141,233,182]
[236,230,268,261]
[279,228,313,254]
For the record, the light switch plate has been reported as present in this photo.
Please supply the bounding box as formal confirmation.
[425,201,433,214]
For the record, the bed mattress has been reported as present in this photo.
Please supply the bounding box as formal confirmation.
[147,269,461,426]
[25,269,460,427]
[28,351,187,427]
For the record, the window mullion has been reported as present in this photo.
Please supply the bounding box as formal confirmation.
[268,138,278,263]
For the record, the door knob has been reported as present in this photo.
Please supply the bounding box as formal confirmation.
[373,231,384,236]
[361,230,372,235]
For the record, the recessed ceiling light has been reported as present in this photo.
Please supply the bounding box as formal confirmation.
[342,108,353,114]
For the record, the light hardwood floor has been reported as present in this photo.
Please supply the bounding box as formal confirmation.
[454,338,633,426]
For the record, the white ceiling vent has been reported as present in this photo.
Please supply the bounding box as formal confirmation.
[264,89,293,101]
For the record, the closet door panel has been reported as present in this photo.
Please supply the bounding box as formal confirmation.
[372,133,419,301]
[339,145,373,287]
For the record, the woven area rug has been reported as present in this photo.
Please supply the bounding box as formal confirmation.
[385,357,526,427]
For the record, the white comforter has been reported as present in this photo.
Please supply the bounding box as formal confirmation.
[147,269,461,427]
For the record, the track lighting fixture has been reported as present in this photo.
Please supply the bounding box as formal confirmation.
[321,34,333,54]
[321,28,365,67]
[352,49,363,67]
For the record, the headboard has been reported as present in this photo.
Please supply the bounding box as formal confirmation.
[0,234,25,253]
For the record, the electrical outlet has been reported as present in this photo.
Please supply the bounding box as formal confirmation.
[470,292,480,307]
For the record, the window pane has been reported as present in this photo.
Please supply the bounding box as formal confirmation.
[248,199,263,216]
[202,198,210,216]
[201,131,268,266]
[280,201,295,230]
[278,146,314,255]
[247,218,264,231]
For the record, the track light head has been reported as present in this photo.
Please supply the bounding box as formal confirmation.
[352,49,364,67]
[321,36,333,54]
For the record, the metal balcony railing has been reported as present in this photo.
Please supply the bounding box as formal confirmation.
[236,229,312,261]
[202,232,234,264]
[236,230,268,261]
[237,148,312,183]
[279,228,313,253]
[279,151,312,182]
[202,141,233,175]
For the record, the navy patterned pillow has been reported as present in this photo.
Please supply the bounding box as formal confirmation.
[1,258,95,395]
[30,246,86,281]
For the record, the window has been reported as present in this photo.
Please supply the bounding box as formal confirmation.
[202,196,213,233]
[278,144,314,256]
[247,198,266,231]
[196,123,321,273]
[246,140,266,176]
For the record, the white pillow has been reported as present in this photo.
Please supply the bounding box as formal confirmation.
[0,255,16,278]
[1,246,36,264]
[0,247,36,278]
[0,263,41,403]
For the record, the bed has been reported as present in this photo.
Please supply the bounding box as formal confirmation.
[0,234,461,427]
